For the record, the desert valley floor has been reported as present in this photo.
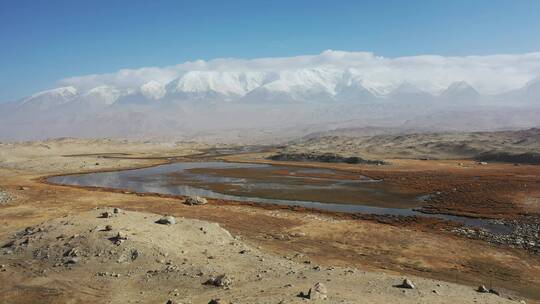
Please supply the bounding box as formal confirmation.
[0,136,539,304]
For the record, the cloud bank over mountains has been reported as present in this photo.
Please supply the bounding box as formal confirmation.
[1,50,540,142]
[57,50,540,96]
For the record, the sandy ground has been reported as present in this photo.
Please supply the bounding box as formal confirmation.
[0,139,539,303]
[1,208,517,304]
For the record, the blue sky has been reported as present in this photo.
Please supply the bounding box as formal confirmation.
[1,0,540,102]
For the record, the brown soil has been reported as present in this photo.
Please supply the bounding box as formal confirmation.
[224,152,540,218]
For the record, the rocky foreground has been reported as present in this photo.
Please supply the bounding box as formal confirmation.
[0,208,520,304]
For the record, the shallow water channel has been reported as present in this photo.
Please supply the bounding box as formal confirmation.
[48,161,510,233]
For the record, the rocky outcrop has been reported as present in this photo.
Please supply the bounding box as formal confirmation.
[268,153,386,165]
[475,152,540,164]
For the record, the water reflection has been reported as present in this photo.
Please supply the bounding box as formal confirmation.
[48,161,510,234]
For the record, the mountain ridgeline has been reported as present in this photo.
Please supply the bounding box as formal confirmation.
[1,68,539,142]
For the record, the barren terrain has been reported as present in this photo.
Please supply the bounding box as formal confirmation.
[0,136,539,303]
[286,128,540,162]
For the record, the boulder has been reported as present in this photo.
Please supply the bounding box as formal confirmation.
[184,196,208,206]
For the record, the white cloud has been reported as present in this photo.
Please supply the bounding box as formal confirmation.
[58,50,540,95]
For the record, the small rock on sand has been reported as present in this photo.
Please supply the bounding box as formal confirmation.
[308,282,328,299]
[156,215,176,225]
[399,279,415,289]
[205,274,232,287]
[184,196,208,206]
[477,285,489,293]
[100,212,113,218]
[64,257,79,265]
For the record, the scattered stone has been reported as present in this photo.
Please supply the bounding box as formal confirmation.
[204,274,232,288]
[104,225,113,231]
[477,285,489,293]
[0,190,12,204]
[64,257,79,265]
[291,232,306,237]
[131,249,140,261]
[64,247,80,257]
[184,196,208,206]
[100,212,112,218]
[113,208,121,214]
[18,186,29,191]
[452,215,540,255]
[307,282,328,299]
[111,231,128,245]
[156,215,176,225]
[399,279,415,289]
[208,299,225,304]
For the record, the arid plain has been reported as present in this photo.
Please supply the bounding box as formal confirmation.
[0,132,539,304]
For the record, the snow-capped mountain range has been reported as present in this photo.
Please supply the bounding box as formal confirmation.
[13,69,539,109]
[1,52,540,142]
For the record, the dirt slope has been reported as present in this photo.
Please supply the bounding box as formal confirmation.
[0,209,517,304]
